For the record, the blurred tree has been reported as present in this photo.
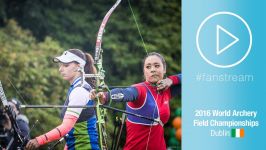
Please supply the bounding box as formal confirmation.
[0,20,66,149]
[0,0,181,84]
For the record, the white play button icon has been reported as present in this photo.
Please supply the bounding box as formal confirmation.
[196,12,252,68]
[216,25,239,55]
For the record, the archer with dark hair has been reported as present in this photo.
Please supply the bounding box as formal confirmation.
[0,98,30,150]
[94,52,181,150]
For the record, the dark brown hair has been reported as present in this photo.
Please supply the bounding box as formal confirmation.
[143,52,166,70]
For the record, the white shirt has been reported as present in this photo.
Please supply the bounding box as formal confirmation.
[65,79,92,118]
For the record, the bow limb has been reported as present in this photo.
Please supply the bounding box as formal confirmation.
[95,0,122,63]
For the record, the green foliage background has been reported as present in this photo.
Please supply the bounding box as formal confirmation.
[0,0,181,149]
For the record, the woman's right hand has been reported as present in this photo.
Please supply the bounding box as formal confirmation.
[25,138,39,150]
[156,78,173,91]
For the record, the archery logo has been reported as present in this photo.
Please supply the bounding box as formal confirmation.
[196,11,252,68]
[111,93,124,100]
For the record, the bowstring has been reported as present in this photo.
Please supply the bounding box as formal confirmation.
[127,0,148,55]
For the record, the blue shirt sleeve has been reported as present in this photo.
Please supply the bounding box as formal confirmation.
[106,87,139,102]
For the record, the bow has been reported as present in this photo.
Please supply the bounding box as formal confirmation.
[0,81,27,150]
[84,0,122,149]
[85,0,158,149]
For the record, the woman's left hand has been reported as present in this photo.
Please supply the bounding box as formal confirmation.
[156,78,173,91]
[90,90,106,104]
[25,138,40,150]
